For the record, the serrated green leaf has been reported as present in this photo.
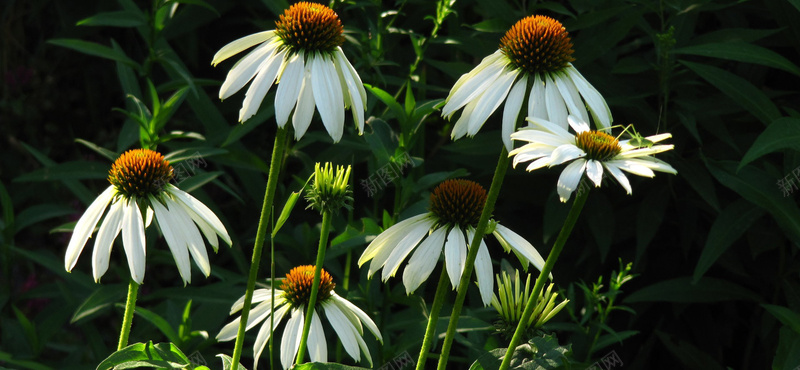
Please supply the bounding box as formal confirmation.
[693,200,765,282]
[77,10,146,27]
[739,117,800,170]
[682,61,781,125]
[625,277,761,303]
[48,39,139,70]
[674,42,800,76]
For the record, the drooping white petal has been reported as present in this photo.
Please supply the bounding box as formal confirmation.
[557,159,587,203]
[380,221,436,281]
[466,69,518,137]
[230,288,282,313]
[474,240,493,306]
[311,53,345,142]
[330,293,382,342]
[91,199,125,282]
[492,224,549,278]
[275,52,305,128]
[501,75,527,151]
[585,159,604,187]
[567,115,591,134]
[217,296,287,342]
[450,99,477,140]
[166,197,210,278]
[442,51,507,118]
[168,185,231,247]
[212,31,275,66]
[65,186,115,272]
[544,74,568,128]
[292,62,316,140]
[121,199,146,284]
[239,48,286,122]
[565,65,612,129]
[402,226,447,294]
[307,309,327,363]
[553,72,589,123]
[603,162,632,195]
[322,300,361,361]
[280,308,305,370]
[359,214,429,266]
[444,227,467,290]
[151,199,192,284]
[528,74,547,121]
[252,303,291,370]
[219,41,277,100]
[334,48,366,134]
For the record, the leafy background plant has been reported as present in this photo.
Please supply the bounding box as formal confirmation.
[2,0,799,368]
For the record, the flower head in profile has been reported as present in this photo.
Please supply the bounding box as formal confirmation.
[65,149,231,284]
[491,269,568,340]
[441,15,612,150]
[510,116,676,202]
[358,179,549,306]
[212,2,366,142]
[216,266,382,369]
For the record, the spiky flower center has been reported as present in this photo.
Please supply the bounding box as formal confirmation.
[108,149,173,199]
[575,131,622,161]
[499,15,575,75]
[274,2,344,53]
[429,179,487,228]
[281,265,335,308]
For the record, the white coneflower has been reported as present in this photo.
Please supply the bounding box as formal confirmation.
[358,179,549,306]
[510,116,676,202]
[442,15,612,150]
[64,149,231,284]
[212,2,366,142]
[216,266,382,369]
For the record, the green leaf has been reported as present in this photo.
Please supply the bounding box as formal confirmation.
[692,200,764,283]
[75,139,118,162]
[773,327,800,370]
[635,186,669,263]
[705,159,800,243]
[594,330,639,352]
[14,161,108,182]
[656,332,724,370]
[470,335,571,370]
[681,61,781,125]
[292,364,372,370]
[71,284,127,324]
[625,277,761,303]
[0,179,14,236]
[77,10,146,27]
[176,171,222,193]
[364,84,407,123]
[216,354,248,370]
[15,204,76,232]
[0,351,52,370]
[166,0,220,16]
[96,341,191,370]
[739,117,800,169]
[674,42,800,76]
[763,304,800,334]
[273,191,302,238]
[164,147,226,163]
[19,142,94,204]
[48,39,139,70]
[129,306,181,344]
[12,305,39,353]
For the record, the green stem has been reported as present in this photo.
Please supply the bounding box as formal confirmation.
[296,210,333,364]
[416,267,450,370]
[436,146,509,370]
[269,218,276,370]
[498,184,590,370]
[117,278,140,350]
[231,126,289,367]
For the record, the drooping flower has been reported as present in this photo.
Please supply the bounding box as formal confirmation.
[64,149,231,284]
[510,116,676,202]
[441,15,612,150]
[212,2,366,142]
[216,266,382,369]
[358,179,548,306]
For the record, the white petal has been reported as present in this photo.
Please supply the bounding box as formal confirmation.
[91,199,124,282]
[450,99,477,140]
[474,240,493,307]
[548,144,585,166]
[292,62,316,140]
[252,303,291,370]
[311,53,345,142]
[308,309,327,363]
[380,220,435,281]
[402,226,447,294]
[121,199,146,284]
[493,224,549,278]
[501,75,527,151]
[557,160,587,203]
[566,65,612,129]
[528,74,546,121]
[585,160,604,187]
[444,227,467,290]
[322,300,360,361]
[358,214,429,266]
[212,31,275,66]
[330,294,382,342]
[280,308,304,370]
[151,199,192,284]
[167,197,211,278]
[466,69,518,136]
[442,51,507,117]
[168,186,231,247]
[604,163,632,194]
[612,159,656,177]
[334,48,366,134]
[544,74,568,129]
[65,186,115,272]
[275,52,305,128]
[231,288,281,313]
[239,48,286,122]
[554,72,589,123]
[219,41,277,100]
[567,115,591,133]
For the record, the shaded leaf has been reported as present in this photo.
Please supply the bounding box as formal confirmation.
[739,117,800,170]
[763,304,800,334]
[674,42,800,76]
[625,277,761,303]
[48,39,139,70]
[693,200,764,282]
[96,341,190,370]
[76,11,146,27]
[71,284,127,324]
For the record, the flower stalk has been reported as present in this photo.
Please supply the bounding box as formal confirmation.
[295,210,332,364]
[415,267,450,370]
[117,278,139,350]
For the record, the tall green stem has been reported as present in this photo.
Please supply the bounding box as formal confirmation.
[416,267,450,370]
[436,146,509,370]
[296,210,333,364]
[117,278,139,350]
[498,184,590,370]
[231,126,289,367]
